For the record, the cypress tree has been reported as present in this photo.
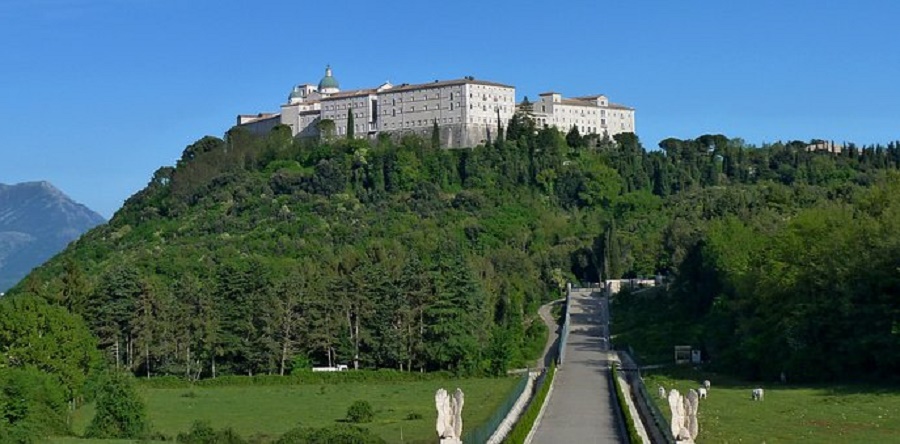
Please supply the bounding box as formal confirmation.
[347,108,355,139]
[431,119,440,149]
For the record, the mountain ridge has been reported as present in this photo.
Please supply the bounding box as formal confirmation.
[0,180,105,291]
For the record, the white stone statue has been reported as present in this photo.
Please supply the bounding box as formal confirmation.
[668,388,700,443]
[668,389,686,440]
[435,388,464,443]
[685,389,699,441]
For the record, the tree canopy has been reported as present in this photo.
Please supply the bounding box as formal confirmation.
[9,122,900,384]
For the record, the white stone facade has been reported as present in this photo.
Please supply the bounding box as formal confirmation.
[237,67,633,147]
[527,92,635,138]
[376,79,515,147]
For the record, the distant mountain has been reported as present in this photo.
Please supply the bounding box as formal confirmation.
[0,181,105,291]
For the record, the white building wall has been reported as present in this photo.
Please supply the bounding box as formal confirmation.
[375,80,514,147]
[378,84,466,132]
[280,102,321,137]
[531,93,634,138]
[239,72,633,146]
[607,107,635,134]
[236,114,280,135]
[462,83,515,146]
[320,93,377,137]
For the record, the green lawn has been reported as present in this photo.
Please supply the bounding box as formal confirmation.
[53,377,519,444]
[643,367,900,443]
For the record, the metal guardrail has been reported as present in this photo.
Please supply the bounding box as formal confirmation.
[461,372,530,444]
[619,348,676,444]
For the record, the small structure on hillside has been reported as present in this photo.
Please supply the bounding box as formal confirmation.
[674,346,692,364]
[436,388,465,443]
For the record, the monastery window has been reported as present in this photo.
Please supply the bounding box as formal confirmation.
[450,102,454,111]
[602,118,606,125]
[450,92,454,100]
[483,105,486,111]
[424,105,428,111]
[392,109,396,117]
[411,106,415,112]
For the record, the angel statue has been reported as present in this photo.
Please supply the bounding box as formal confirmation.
[435,388,465,443]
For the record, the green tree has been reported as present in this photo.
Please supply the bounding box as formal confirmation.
[0,295,98,398]
[317,119,336,141]
[566,125,585,148]
[0,366,70,441]
[347,109,355,139]
[84,371,148,439]
[432,119,441,149]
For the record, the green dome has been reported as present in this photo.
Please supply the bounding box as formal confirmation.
[318,65,339,91]
[289,87,304,99]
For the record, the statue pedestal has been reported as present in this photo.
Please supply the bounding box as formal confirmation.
[440,439,462,444]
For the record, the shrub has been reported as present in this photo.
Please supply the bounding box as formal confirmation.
[177,420,247,444]
[136,369,456,389]
[290,355,313,374]
[275,424,386,444]
[84,370,148,439]
[611,366,641,444]
[405,412,423,420]
[345,400,374,423]
[504,364,556,444]
[0,366,70,441]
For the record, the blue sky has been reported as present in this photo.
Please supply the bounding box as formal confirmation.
[1,0,898,218]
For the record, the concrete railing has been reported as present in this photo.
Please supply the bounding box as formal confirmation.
[558,287,572,366]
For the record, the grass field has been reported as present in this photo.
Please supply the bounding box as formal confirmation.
[642,366,900,443]
[51,376,519,444]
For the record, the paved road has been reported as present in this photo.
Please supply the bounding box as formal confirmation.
[530,289,623,444]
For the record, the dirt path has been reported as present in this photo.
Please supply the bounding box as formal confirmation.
[536,298,564,369]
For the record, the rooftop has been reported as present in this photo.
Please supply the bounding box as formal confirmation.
[381,78,514,93]
[320,88,378,100]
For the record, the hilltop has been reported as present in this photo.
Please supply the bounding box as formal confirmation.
[0,181,105,291]
[10,125,900,383]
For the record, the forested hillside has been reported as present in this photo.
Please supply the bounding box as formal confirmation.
[8,119,900,389]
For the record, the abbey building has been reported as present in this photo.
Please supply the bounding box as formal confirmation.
[238,66,635,148]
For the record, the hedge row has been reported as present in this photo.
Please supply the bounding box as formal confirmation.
[503,365,556,444]
[611,366,641,444]
[136,370,457,389]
